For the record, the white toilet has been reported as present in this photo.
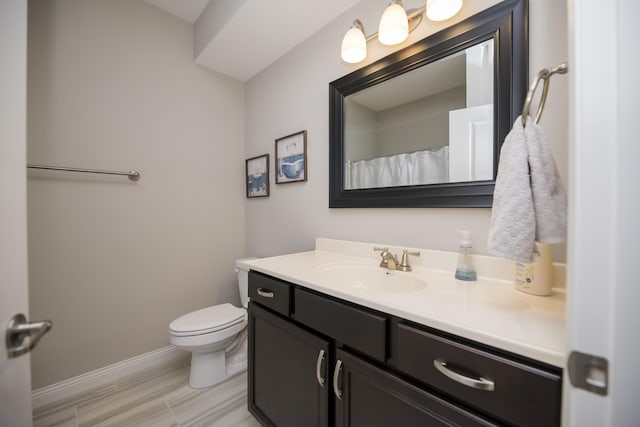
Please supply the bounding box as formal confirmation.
[169,258,254,389]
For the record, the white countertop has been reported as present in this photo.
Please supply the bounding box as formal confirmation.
[244,238,566,368]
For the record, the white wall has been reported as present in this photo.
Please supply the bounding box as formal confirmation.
[344,101,377,161]
[27,0,246,389]
[345,86,464,161]
[245,0,569,258]
[376,86,466,156]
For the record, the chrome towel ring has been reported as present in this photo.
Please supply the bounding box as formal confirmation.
[521,62,568,125]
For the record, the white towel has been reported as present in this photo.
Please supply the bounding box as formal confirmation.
[488,116,567,263]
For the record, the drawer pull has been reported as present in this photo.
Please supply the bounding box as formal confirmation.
[333,360,343,400]
[434,359,495,391]
[256,288,275,298]
[316,349,326,387]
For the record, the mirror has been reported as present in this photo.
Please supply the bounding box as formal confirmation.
[344,40,494,189]
[329,0,527,208]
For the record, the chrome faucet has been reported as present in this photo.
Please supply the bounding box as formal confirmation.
[374,247,399,270]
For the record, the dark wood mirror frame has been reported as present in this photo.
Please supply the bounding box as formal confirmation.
[329,0,528,208]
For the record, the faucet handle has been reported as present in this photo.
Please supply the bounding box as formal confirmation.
[398,250,421,272]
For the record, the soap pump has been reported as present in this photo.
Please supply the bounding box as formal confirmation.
[455,230,477,281]
[514,242,554,296]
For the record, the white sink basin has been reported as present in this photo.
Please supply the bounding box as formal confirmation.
[313,263,427,293]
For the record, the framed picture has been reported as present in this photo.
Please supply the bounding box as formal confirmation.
[246,154,269,198]
[275,130,307,184]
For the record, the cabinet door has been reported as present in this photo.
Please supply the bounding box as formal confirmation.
[249,302,330,427]
[334,349,495,427]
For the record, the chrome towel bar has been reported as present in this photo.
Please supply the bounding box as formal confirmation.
[27,164,141,181]
[522,62,568,125]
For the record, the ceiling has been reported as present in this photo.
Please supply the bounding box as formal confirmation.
[145,0,361,81]
[350,52,467,112]
[144,0,210,23]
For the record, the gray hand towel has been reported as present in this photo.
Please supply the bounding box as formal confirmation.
[488,116,567,263]
[526,119,568,244]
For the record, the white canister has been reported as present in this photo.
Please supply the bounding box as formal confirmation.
[514,242,554,296]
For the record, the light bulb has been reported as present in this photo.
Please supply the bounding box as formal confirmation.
[378,1,409,46]
[426,0,463,22]
[341,21,367,63]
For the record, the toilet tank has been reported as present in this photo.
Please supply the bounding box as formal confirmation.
[236,258,257,308]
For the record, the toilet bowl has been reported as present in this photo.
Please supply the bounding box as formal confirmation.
[169,258,255,388]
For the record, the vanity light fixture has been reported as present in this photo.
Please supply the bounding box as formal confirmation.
[340,0,464,63]
[426,0,463,21]
[378,0,409,45]
[340,20,368,64]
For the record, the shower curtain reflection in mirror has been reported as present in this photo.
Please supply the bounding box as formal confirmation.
[345,146,449,189]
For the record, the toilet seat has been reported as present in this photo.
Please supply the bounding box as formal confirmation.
[169,303,245,337]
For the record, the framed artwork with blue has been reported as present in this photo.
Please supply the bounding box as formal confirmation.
[246,154,269,198]
[275,130,307,184]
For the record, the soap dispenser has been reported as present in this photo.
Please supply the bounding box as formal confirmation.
[514,242,554,296]
[455,230,477,281]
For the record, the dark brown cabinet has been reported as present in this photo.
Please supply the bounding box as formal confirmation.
[248,271,562,427]
[248,302,330,427]
[294,288,387,363]
[334,349,494,426]
[396,322,562,426]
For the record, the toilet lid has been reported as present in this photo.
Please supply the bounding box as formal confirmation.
[169,303,245,337]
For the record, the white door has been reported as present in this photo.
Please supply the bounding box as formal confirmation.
[1,1,33,426]
[564,0,640,425]
[448,104,493,182]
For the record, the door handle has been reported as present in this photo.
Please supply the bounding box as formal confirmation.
[433,359,495,391]
[333,359,343,400]
[256,288,274,298]
[316,349,326,387]
[5,313,53,358]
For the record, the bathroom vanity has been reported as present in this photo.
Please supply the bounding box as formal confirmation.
[245,239,565,426]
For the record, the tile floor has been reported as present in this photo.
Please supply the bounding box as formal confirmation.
[33,363,261,427]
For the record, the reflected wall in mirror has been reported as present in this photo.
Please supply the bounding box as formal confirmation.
[329,0,528,208]
[344,40,494,190]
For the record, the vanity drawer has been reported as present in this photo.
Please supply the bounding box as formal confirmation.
[294,288,387,362]
[248,271,291,317]
[396,323,562,427]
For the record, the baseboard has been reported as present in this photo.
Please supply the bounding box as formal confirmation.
[32,345,187,409]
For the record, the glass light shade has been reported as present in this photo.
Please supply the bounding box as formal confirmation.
[378,2,409,46]
[426,0,463,21]
[341,25,367,63]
